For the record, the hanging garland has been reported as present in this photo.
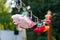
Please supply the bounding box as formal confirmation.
[11,0,53,34]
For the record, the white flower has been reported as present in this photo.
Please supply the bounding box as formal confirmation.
[27,6,31,10]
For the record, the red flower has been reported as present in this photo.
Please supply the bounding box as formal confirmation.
[49,15,52,19]
[33,26,45,33]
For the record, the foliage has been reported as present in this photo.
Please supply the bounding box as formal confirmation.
[0,0,15,30]
[22,0,60,40]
